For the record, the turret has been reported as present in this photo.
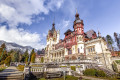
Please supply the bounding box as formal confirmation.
[98,30,101,38]
[73,10,84,35]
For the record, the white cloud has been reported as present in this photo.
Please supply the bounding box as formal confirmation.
[0,0,64,28]
[0,0,64,49]
[62,20,70,29]
[47,0,64,11]
[0,26,45,49]
[56,20,71,39]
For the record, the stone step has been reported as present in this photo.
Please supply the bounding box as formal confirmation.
[0,75,24,80]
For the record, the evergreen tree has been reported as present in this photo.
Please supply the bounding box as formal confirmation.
[0,43,7,62]
[20,54,25,62]
[5,56,11,66]
[106,35,114,50]
[23,50,29,63]
[30,49,35,61]
[14,51,19,62]
[31,53,36,63]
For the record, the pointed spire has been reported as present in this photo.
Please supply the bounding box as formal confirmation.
[75,8,80,20]
[76,8,78,14]
[98,29,101,38]
[52,16,55,31]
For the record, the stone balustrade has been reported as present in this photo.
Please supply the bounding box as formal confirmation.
[30,67,43,72]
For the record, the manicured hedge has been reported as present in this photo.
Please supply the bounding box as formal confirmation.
[60,66,67,67]
[71,66,76,71]
[83,69,96,76]
[39,75,78,80]
[17,65,24,71]
[83,69,106,77]
[115,60,120,65]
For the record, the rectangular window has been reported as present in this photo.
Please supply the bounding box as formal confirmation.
[93,47,95,51]
[88,48,90,52]
[78,48,80,53]
[91,48,92,52]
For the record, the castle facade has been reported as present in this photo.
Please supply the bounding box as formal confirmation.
[45,12,112,69]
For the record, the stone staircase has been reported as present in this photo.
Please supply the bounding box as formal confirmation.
[0,74,24,80]
[89,64,117,76]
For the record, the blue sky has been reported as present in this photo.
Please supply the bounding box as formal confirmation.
[0,0,120,50]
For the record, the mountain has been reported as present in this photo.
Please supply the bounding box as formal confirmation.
[0,40,37,53]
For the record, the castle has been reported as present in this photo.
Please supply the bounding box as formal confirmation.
[45,12,112,69]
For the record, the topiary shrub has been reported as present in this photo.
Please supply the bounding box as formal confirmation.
[71,66,76,71]
[17,65,24,71]
[95,70,106,77]
[115,60,120,65]
[4,56,11,66]
[83,69,96,76]
[83,68,106,77]
[41,57,44,63]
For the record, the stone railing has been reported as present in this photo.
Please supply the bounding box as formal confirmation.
[30,67,44,72]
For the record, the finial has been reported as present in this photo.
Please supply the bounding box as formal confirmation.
[97,28,101,37]
[53,14,55,24]
[76,8,78,14]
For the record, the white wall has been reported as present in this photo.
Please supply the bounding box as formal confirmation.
[77,43,84,53]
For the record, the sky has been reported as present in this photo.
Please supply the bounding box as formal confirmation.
[0,0,120,50]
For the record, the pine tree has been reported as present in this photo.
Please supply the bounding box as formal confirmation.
[31,53,36,63]
[14,51,19,62]
[0,43,7,62]
[23,50,29,63]
[30,49,35,61]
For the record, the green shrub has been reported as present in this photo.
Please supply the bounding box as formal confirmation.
[65,75,78,80]
[41,57,44,63]
[0,60,4,65]
[71,66,76,71]
[112,62,118,72]
[39,75,79,80]
[4,56,11,66]
[115,60,120,65]
[39,78,46,80]
[95,70,106,77]
[17,65,24,71]
[60,66,67,67]
[83,69,106,77]
[83,69,96,76]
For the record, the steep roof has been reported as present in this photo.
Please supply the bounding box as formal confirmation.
[64,29,72,34]
[85,30,96,38]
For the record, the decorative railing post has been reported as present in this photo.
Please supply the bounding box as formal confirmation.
[24,66,31,80]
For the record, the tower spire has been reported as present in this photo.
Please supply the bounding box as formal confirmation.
[97,28,101,38]
[53,15,55,24]
[76,8,78,14]
[52,16,55,31]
